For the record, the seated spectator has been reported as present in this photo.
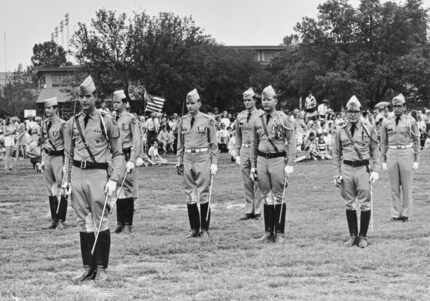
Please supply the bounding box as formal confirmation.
[148,141,167,165]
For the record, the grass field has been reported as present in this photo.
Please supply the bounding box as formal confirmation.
[1,152,430,301]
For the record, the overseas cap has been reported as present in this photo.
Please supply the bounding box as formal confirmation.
[346,95,361,111]
[79,75,96,95]
[392,93,406,105]
[243,88,255,100]
[113,90,127,102]
[262,85,276,99]
[186,89,200,102]
[43,97,58,107]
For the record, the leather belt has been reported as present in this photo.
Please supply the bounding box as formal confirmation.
[46,150,64,156]
[185,148,208,153]
[73,160,108,170]
[388,144,413,149]
[343,160,369,167]
[242,143,251,148]
[257,151,286,159]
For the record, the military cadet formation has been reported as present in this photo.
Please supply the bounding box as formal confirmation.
[26,73,422,283]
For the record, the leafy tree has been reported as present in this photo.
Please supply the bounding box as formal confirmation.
[31,41,68,67]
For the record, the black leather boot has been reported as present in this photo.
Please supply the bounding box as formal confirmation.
[259,204,274,242]
[345,210,358,247]
[358,211,371,248]
[274,203,286,243]
[94,230,110,281]
[124,198,135,233]
[115,199,125,233]
[48,196,58,229]
[200,202,211,239]
[73,232,96,283]
[57,195,68,225]
[186,203,200,238]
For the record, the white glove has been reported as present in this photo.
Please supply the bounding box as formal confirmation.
[382,163,387,170]
[235,156,241,166]
[39,161,45,170]
[369,171,379,183]
[210,164,218,175]
[250,168,257,181]
[126,161,135,173]
[334,175,343,187]
[104,179,117,197]
[284,165,294,175]
[136,157,144,167]
[413,162,419,170]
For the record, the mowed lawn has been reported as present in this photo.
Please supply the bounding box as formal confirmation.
[1,151,430,301]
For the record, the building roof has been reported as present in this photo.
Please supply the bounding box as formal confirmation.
[36,87,75,103]
[226,45,286,51]
[34,65,85,75]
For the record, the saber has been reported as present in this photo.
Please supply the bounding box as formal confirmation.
[206,174,214,221]
[279,175,288,224]
[91,171,129,255]
[370,180,374,232]
[91,193,110,255]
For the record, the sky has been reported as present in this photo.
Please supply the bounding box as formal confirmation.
[0,0,428,71]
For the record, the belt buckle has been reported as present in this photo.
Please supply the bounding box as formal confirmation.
[80,160,87,169]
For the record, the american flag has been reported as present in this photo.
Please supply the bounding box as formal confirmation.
[144,91,165,113]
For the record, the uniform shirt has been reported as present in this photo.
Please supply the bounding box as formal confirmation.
[250,110,296,168]
[380,114,420,162]
[232,108,264,157]
[334,121,379,173]
[318,103,328,116]
[42,116,65,152]
[176,111,218,165]
[63,110,124,182]
[117,110,141,163]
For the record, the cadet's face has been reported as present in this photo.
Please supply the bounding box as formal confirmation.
[80,94,96,113]
[346,110,360,123]
[243,97,255,110]
[112,99,122,112]
[186,99,201,114]
[393,104,405,116]
[44,105,56,117]
[261,96,277,112]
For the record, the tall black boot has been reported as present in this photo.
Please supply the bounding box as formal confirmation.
[187,203,200,238]
[115,199,125,233]
[274,203,286,243]
[260,204,274,242]
[358,210,371,248]
[124,198,135,233]
[94,230,110,281]
[345,210,358,247]
[73,232,96,283]
[48,196,59,229]
[57,195,68,222]
[200,203,210,238]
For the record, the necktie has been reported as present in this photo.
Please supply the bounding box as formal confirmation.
[395,116,401,126]
[46,121,52,136]
[266,114,271,125]
[350,124,356,137]
[246,110,251,123]
[190,116,195,128]
[84,115,90,128]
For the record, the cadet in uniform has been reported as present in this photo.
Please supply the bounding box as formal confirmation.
[112,89,141,233]
[380,94,420,222]
[176,89,218,239]
[231,88,264,220]
[63,76,124,282]
[250,85,295,243]
[334,96,379,248]
[41,97,67,229]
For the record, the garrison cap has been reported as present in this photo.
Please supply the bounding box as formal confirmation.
[43,97,58,107]
[113,90,127,102]
[186,89,200,102]
[79,75,96,95]
[243,88,255,100]
[346,95,361,111]
[262,85,277,99]
[392,93,406,106]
